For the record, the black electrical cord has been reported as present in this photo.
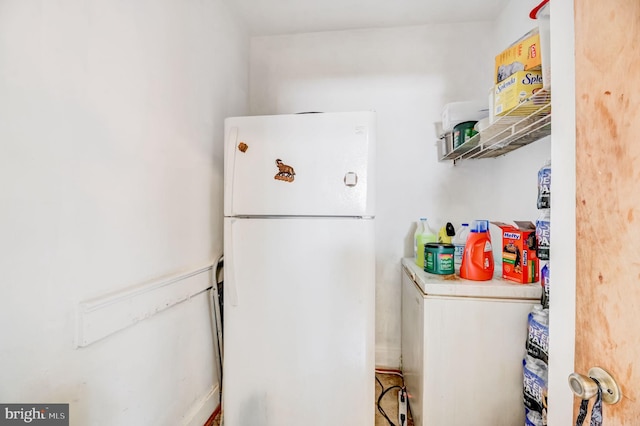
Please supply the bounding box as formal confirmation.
[212,256,224,409]
[375,375,404,426]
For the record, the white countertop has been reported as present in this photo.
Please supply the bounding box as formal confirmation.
[401,258,542,300]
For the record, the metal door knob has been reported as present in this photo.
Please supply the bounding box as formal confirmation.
[568,367,621,404]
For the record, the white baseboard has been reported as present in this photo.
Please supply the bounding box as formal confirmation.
[76,263,215,348]
[376,345,402,370]
[181,384,220,426]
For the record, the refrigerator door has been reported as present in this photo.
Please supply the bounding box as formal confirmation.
[224,111,375,217]
[223,216,375,426]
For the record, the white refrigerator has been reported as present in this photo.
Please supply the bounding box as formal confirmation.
[223,111,376,426]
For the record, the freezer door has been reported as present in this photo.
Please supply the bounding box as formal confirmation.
[224,111,375,217]
[223,217,375,426]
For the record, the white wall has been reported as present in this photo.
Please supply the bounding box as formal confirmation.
[493,0,541,53]
[494,3,578,424]
[0,0,248,424]
[490,1,552,231]
[250,17,551,367]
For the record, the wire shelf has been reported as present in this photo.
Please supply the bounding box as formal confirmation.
[439,88,551,163]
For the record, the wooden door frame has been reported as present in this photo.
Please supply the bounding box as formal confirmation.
[547,1,577,424]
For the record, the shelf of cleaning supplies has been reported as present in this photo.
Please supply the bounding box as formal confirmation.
[439,88,551,163]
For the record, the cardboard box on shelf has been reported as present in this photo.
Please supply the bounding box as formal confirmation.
[495,29,541,84]
[491,221,539,284]
[493,70,543,117]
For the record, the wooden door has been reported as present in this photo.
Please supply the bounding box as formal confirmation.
[574,0,640,422]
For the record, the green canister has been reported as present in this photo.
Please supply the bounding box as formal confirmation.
[453,121,478,149]
[424,243,455,275]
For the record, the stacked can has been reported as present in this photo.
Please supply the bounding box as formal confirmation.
[523,160,551,426]
[524,306,549,426]
[536,160,551,309]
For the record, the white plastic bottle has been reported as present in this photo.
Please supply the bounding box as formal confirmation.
[415,218,437,269]
[453,223,470,266]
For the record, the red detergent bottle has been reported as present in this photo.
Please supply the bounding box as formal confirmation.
[460,220,494,281]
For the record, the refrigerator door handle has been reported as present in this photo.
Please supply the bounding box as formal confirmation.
[224,126,239,216]
[226,218,239,307]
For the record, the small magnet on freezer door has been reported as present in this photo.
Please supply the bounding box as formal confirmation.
[238,142,248,152]
[274,159,296,182]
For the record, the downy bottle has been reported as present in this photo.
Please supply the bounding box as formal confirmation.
[459,220,494,281]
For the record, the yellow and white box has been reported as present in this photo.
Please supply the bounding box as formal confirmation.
[495,30,541,84]
[493,70,543,117]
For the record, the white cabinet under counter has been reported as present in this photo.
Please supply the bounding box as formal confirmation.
[400,258,541,426]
